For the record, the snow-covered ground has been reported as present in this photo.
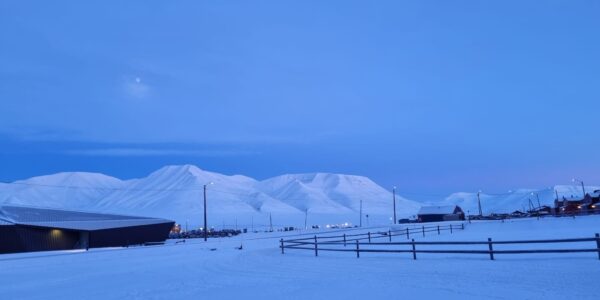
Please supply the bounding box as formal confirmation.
[1,215,599,299]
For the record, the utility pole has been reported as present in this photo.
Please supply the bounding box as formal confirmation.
[304,209,308,230]
[573,178,586,198]
[392,187,397,224]
[203,183,209,241]
[359,199,363,227]
[528,198,533,212]
[477,191,483,216]
[531,192,542,208]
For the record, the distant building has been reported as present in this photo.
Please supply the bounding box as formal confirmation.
[417,205,465,223]
[0,205,174,254]
[554,191,600,214]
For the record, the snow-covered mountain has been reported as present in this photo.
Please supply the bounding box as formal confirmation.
[257,173,419,216]
[95,165,301,222]
[0,172,125,209]
[0,165,419,227]
[1,165,596,226]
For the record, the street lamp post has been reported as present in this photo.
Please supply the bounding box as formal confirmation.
[572,178,586,198]
[392,186,397,225]
[203,182,214,242]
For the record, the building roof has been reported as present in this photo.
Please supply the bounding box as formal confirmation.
[0,205,173,231]
[418,205,460,215]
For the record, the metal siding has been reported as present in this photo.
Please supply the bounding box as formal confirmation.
[0,225,23,253]
[14,226,80,252]
[89,222,174,248]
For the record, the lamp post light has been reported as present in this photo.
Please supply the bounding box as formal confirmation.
[203,182,214,241]
[572,178,586,198]
[392,186,397,225]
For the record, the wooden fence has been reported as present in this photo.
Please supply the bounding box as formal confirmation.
[280,226,600,260]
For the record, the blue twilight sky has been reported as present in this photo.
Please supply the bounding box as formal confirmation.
[1,1,599,198]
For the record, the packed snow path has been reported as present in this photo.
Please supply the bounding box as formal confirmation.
[1,216,599,299]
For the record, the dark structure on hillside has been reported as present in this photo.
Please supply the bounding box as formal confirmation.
[417,205,465,222]
[0,205,174,254]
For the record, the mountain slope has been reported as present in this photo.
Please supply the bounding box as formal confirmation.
[0,172,124,209]
[94,165,302,222]
[257,173,421,216]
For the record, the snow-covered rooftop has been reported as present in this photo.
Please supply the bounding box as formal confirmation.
[0,205,173,231]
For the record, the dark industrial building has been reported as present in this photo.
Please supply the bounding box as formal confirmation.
[417,205,465,222]
[0,205,174,254]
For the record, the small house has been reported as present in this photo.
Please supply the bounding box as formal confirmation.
[417,205,465,223]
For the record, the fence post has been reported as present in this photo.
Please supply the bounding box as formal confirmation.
[314,235,318,257]
[422,226,425,237]
[280,238,284,254]
[450,224,453,234]
[389,230,392,242]
[406,228,409,239]
[368,232,371,243]
[488,238,494,260]
[356,240,360,258]
[343,234,347,247]
[461,223,464,230]
[437,225,440,235]
[411,239,417,260]
[596,233,600,260]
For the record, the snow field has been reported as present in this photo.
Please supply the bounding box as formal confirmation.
[1,216,599,299]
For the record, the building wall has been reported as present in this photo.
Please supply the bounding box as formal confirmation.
[89,222,174,248]
[0,222,174,254]
[0,225,80,254]
[418,214,464,223]
[418,214,446,223]
[0,225,22,253]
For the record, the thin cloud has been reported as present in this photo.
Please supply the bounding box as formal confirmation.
[66,148,257,157]
[123,76,151,99]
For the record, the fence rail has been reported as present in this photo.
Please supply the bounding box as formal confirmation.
[284,223,464,244]
[280,226,600,260]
